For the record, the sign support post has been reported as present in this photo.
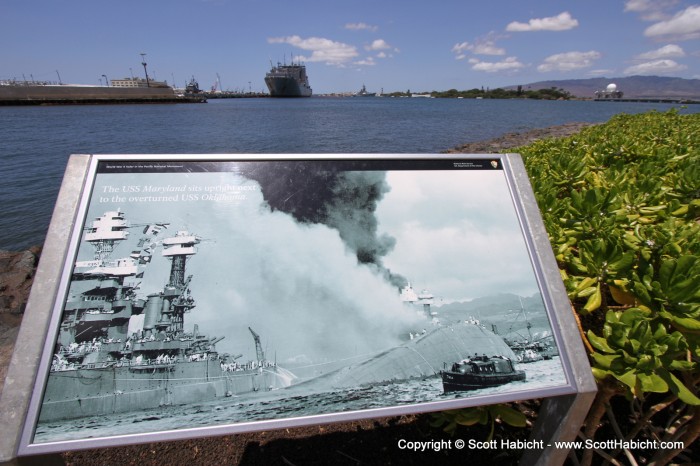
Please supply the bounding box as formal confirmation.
[0,155,91,465]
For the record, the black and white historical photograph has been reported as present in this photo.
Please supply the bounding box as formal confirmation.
[31,157,568,445]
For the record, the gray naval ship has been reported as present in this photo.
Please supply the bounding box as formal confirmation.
[39,210,289,422]
[264,61,312,97]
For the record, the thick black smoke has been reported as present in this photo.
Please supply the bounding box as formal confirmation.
[240,163,407,288]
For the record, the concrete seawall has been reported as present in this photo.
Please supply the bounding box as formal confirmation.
[0,85,205,105]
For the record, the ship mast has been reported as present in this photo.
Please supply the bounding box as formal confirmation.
[162,231,199,287]
[140,52,150,88]
[84,209,129,262]
[159,230,200,332]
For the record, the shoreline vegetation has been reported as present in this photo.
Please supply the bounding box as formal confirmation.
[1,111,698,465]
[378,87,574,100]
[321,87,576,100]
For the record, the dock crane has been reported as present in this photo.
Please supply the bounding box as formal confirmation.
[211,73,223,92]
[248,327,265,362]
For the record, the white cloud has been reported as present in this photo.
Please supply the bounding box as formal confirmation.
[354,57,376,66]
[366,39,392,51]
[624,59,688,75]
[468,57,524,72]
[345,22,378,32]
[537,51,601,72]
[452,42,471,55]
[645,5,700,40]
[452,40,505,57]
[268,35,358,65]
[588,69,616,76]
[636,44,685,59]
[624,0,679,21]
[506,11,579,32]
[473,42,506,56]
[624,0,653,12]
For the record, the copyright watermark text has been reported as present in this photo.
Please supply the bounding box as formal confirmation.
[397,438,544,452]
[397,438,684,452]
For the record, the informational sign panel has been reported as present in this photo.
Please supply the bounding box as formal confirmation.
[17,154,593,455]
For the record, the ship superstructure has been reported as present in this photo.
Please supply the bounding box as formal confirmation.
[400,282,437,321]
[40,210,288,422]
[264,61,312,97]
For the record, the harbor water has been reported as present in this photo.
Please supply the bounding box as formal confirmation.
[1,97,697,251]
[34,357,563,444]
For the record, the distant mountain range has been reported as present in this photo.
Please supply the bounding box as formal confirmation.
[507,75,700,99]
[435,293,551,343]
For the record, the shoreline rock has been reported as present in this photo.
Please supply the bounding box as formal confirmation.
[0,247,41,397]
[446,122,594,154]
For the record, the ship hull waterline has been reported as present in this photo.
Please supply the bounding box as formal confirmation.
[264,77,312,97]
[441,370,527,392]
[39,360,281,422]
[0,85,205,105]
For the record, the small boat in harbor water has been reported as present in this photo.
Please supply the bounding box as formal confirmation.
[440,355,525,392]
[512,345,545,363]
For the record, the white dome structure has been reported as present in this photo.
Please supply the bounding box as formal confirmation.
[595,82,623,100]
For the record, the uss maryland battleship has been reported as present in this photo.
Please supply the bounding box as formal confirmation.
[39,210,289,422]
[264,60,312,97]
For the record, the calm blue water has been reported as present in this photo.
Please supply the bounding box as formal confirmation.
[1,97,697,251]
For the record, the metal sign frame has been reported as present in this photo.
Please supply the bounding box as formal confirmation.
[1,154,595,464]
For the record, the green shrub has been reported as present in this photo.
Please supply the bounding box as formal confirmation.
[520,109,700,465]
[432,110,700,465]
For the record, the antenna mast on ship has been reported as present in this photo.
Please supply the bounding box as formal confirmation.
[140,52,150,87]
[160,231,201,332]
[162,231,200,289]
[84,210,129,262]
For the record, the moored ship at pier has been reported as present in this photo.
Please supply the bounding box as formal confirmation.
[0,79,205,105]
[264,61,312,97]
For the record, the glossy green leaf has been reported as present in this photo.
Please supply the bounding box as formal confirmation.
[582,284,602,313]
[455,408,484,426]
[637,373,668,393]
[659,369,700,405]
[587,331,614,353]
[489,405,527,428]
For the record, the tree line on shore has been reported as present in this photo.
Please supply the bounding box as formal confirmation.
[382,86,572,100]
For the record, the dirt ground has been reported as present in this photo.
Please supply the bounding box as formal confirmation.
[2,125,591,465]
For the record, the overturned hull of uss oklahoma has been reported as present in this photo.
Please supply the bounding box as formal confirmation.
[299,323,518,390]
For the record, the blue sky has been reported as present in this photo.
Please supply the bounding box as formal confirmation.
[3,0,699,94]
